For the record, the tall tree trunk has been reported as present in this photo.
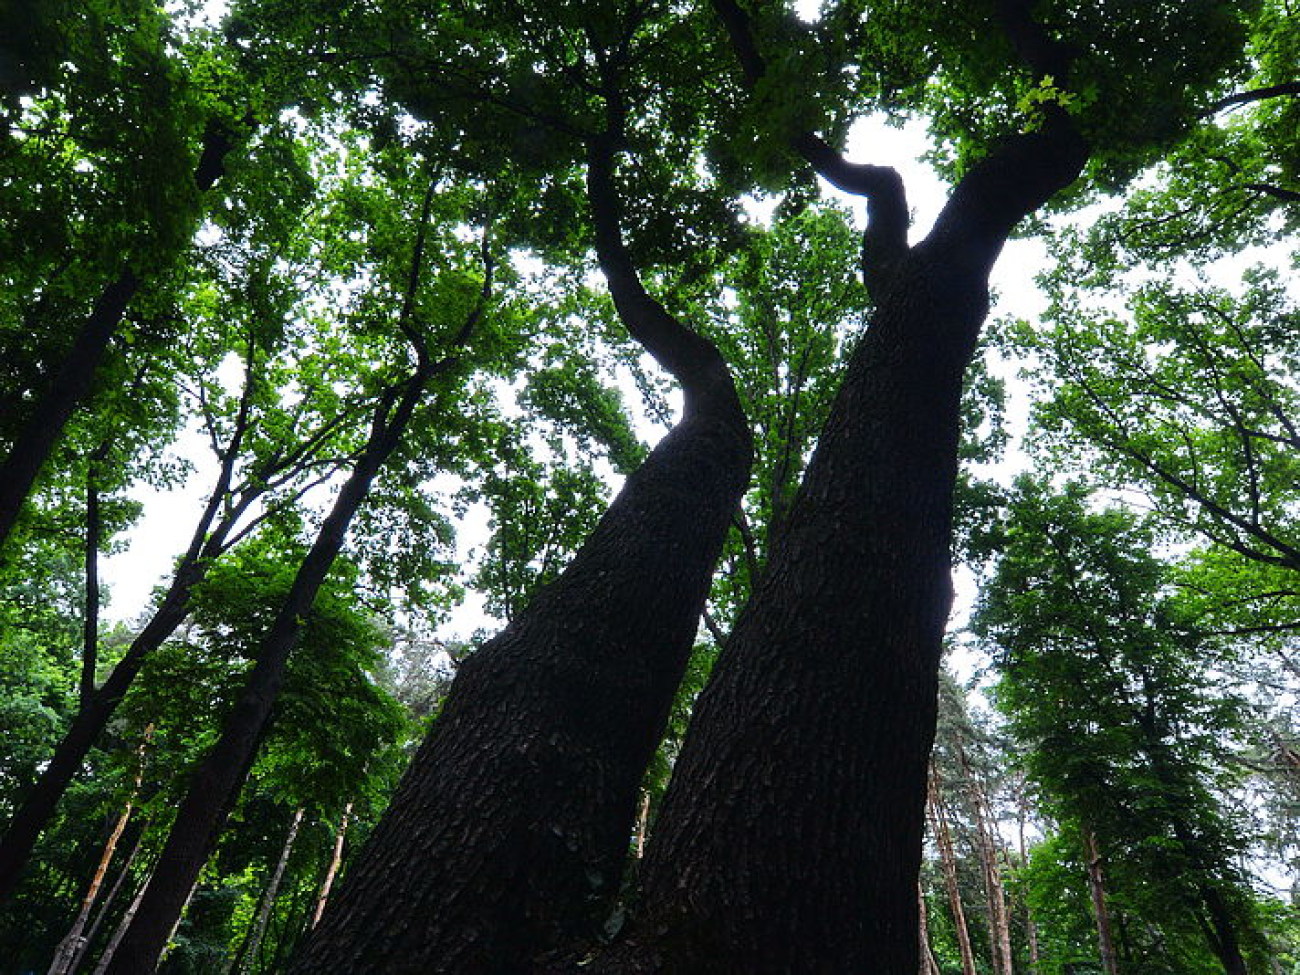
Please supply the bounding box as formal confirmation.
[105,190,492,973]
[0,119,238,552]
[308,802,352,930]
[929,773,979,975]
[103,369,437,974]
[0,366,261,905]
[48,726,151,975]
[79,456,105,711]
[584,5,1087,968]
[1083,827,1120,975]
[1018,789,1041,975]
[962,745,1014,975]
[67,821,146,975]
[290,138,751,974]
[918,879,943,975]
[226,808,303,975]
[600,119,1086,970]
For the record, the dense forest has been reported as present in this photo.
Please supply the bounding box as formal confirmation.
[1,0,1298,971]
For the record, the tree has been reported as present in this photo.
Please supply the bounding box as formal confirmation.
[278,0,1261,967]
[2,0,1273,970]
[975,483,1267,974]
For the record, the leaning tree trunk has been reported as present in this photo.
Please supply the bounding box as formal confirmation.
[47,725,151,975]
[308,801,352,930]
[594,106,1087,970]
[102,363,438,975]
[0,118,239,551]
[930,773,979,975]
[0,381,257,906]
[289,130,752,974]
[226,807,304,975]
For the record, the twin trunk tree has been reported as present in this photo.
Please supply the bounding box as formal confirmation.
[291,122,754,972]
[297,6,1089,971]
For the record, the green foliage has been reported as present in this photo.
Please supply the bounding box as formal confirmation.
[976,482,1272,970]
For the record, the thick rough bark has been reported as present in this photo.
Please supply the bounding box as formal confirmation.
[292,400,750,974]
[291,133,751,973]
[593,114,1087,972]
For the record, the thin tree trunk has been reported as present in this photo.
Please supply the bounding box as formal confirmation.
[0,359,269,905]
[309,802,352,930]
[918,879,943,975]
[929,773,979,975]
[1083,827,1120,975]
[963,744,1014,975]
[67,822,145,975]
[66,822,145,975]
[227,808,303,975]
[106,193,492,975]
[634,791,651,860]
[79,457,104,711]
[90,869,151,975]
[1018,790,1041,975]
[0,119,238,552]
[48,725,152,975]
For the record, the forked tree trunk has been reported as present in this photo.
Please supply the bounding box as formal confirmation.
[582,4,1087,968]
[1083,827,1120,975]
[290,136,752,974]
[596,113,1087,969]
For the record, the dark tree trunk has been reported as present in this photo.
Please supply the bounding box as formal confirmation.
[79,457,105,711]
[0,119,238,552]
[591,107,1087,972]
[0,270,138,550]
[290,133,752,974]
[0,579,195,903]
[103,365,434,975]
[0,365,264,904]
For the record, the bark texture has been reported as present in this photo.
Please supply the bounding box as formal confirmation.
[592,113,1084,972]
[291,136,751,974]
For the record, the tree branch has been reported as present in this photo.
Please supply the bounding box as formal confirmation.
[1205,80,1300,115]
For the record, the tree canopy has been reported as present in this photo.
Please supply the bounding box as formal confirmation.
[1,0,1298,972]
